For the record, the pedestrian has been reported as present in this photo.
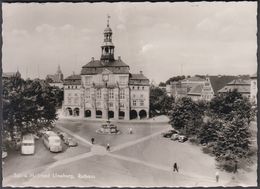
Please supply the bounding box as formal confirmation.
[216,171,219,182]
[106,143,110,151]
[233,162,238,174]
[129,128,133,134]
[173,162,178,172]
[91,137,95,144]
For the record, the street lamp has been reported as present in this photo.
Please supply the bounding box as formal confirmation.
[102,73,109,121]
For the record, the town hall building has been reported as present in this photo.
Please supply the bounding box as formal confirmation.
[62,18,150,120]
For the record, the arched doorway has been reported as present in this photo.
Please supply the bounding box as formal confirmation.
[119,111,125,120]
[74,108,80,116]
[139,110,147,119]
[85,110,91,118]
[66,107,72,116]
[108,111,114,119]
[130,110,138,119]
[96,110,102,118]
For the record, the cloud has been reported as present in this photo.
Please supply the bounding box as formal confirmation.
[60,24,74,32]
[141,43,154,53]
[80,28,94,34]
[35,24,56,33]
[11,29,29,38]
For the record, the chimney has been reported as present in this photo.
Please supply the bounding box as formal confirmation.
[118,56,121,60]
[140,71,143,75]
[91,57,94,61]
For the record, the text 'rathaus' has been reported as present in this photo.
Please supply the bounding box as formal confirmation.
[62,18,150,120]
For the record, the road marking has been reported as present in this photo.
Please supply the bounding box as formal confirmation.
[107,153,219,185]
[111,127,169,152]
[55,125,93,146]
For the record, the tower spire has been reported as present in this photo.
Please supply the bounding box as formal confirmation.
[101,15,115,62]
[107,14,110,27]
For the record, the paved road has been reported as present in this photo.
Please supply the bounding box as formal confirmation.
[3,119,257,187]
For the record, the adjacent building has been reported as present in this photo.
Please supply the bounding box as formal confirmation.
[166,75,253,102]
[62,18,150,120]
[46,65,64,88]
[250,73,257,105]
[218,79,251,98]
[2,71,21,80]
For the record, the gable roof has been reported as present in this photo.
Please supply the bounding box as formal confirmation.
[64,74,81,85]
[130,73,149,80]
[218,85,250,94]
[187,83,204,95]
[208,75,250,94]
[81,59,130,75]
[227,79,250,85]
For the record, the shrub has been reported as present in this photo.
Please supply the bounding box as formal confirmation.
[202,146,213,155]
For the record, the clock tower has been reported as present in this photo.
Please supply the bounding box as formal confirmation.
[101,15,115,63]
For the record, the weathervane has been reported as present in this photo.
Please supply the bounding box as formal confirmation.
[107,14,111,27]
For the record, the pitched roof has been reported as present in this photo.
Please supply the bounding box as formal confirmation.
[218,85,250,94]
[81,59,130,75]
[208,76,238,94]
[187,83,204,95]
[129,73,149,86]
[250,72,257,78]
[227,79,250,85]
[64,74,81,85]
[130,73,149,80]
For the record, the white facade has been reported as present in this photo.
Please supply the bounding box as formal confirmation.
[62,19,150,120]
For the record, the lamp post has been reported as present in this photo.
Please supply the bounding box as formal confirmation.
[102,72,109,121]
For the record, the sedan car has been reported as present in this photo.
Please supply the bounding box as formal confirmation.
[64,138,78,147]
[170,133,179,141]
[178,135,188,143]
[162,130,178,138]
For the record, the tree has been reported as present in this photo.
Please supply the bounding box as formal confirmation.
[159,82,166,87]
[198,118,224,144]
[169,97,204,136]
[210,90,253,123]
[149,87,174,117]
[213,117,251,167]
[165,75,185,85]
[3,76,60,142]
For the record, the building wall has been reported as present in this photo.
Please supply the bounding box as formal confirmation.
[130,85,149,119]
[201,78,214,101]
[49,82,63,89]
[63,84,83,117]
[63,73,149,120]
[250,78,257,104]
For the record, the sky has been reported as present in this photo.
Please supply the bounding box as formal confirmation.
[2,2,257,83]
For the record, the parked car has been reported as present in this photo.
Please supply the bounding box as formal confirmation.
[21,134,35,155]
[162,130,178,138]
[64,138,78,147]
[171,133,179,141]
[2,150,7,159]
[59,132,69,141]
[43,131,62,152]
[178,135,188,143]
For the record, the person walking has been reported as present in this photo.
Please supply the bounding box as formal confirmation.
[106,143,110,151]
[234,161,238,173]
[91,138,95,144]
[216,171,219,182]
[173,163,178,172]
